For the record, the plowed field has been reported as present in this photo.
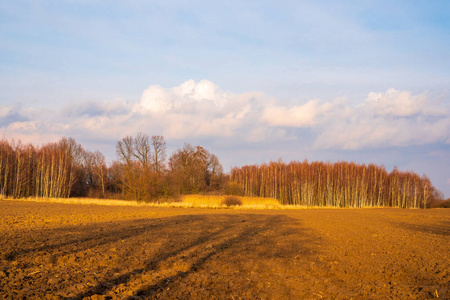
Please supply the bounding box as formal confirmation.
[0,200,449,299]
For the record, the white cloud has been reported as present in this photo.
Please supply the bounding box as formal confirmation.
[313,89,449,149]
[261,98,346,127]
[138,80,229,114]
[366,89,427,117]
[262,101,318,127]
[0,82,448,152]
[139,85,172,113]
[132,80,273,141]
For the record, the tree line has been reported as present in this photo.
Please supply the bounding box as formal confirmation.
[0,135,445,207]
[230,160,443,208]
[0,134,224,201]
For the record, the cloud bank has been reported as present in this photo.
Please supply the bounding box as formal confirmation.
[1,80,449,152]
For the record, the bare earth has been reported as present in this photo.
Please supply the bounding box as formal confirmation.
[0,200,449,299]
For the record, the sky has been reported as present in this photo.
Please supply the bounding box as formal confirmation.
[1,0,449,197]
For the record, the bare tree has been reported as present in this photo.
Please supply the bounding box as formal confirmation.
[151,135,166,173]
[134,132,151,167]
[116,136,134,165]
[208,153,223,188]
[230,160,441,208]
[114,133,167,201]
[84,150,108,198]
[168,143,223,194]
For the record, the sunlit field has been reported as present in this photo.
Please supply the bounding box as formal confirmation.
[1,199,448,299]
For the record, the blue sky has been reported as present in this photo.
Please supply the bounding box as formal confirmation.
[1,1,449,197]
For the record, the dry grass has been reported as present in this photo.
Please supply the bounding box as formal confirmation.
[0,196,391,209]
[0,195,281,209]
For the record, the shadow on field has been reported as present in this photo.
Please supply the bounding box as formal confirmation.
[2,217,164,262]
[393,220,450,236]
[1,212,321,299]
[74,214,319,299]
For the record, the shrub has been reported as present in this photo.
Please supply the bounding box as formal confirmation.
[221,196,242,207]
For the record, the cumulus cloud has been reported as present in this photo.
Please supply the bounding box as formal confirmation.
[138,80,229,114]
[365,89,426,117]
[261,98,347,127]
[0,80,278,144]
[139,85,172,113]
[1,81,448,152]
[313,89,449,149]
[131,80,274,141]
[261,87,448,150]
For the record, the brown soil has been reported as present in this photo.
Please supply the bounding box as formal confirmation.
[0,200,449,299]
